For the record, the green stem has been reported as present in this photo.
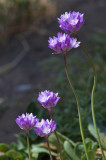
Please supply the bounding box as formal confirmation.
[26,131,31,160]
[46,137,53,160]
[63,53,89,160]
[75,33,105,160]
[48,109,62,160]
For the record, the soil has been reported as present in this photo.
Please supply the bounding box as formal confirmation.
[0,0,106,144]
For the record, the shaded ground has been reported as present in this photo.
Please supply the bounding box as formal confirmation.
[0,0,106,144]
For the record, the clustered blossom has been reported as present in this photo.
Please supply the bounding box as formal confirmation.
[16,113,38,131]
[58,11,84,34]
[34,119,56,137]
[37,90,60,109]
[48,32,80,54]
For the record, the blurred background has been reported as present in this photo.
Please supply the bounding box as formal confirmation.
[0,0,106,148]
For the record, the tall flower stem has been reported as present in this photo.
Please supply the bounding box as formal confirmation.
[75,33,105,160]
[63,53,89,160]
[48,109,62,160]
[46,137,53,160]
[26,131,31,160]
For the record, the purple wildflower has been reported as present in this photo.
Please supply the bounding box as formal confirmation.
[58,11,84,34]
[48,32,80,54]
[34,119,56,137]
[37,90,60,109]
[16,113,38,131]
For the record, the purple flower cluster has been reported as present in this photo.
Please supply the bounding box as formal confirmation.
[48,32,80,54]
[34,119,56,137]
[48,11,84,54]
[16,90,59,137]
[37,90,60,109]
[16,113,38,131]
[58,11,84,34]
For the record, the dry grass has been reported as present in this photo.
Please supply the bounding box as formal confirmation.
[0,0,57,39]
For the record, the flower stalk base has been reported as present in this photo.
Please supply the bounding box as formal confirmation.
[27,131,31,160]
[46,137,53,160]
[49,109,62,160]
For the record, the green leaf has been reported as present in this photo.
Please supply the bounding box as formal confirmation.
[85,138,97,152]
[81,150,96,160]
[48,132,59,148]
[100,133,106,149]
[0,154,7,160]
[31,144,57,156]
[26,101,38,115]
[15,134,27,148]
[49,131,75,149]
[57,132,76,147]
[75,138,97,159]
[6,149,23,160]
[0,143,9,152]
[64,141,80,160]
[26,101,45,119]
[88,124,97,140]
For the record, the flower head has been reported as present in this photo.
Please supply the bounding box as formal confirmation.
[48,32,80,54]
[58,11,84,34]
[37,90,60,109]
[16,113,38,131]
[34,119,56,137]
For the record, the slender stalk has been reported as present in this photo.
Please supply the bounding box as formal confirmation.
[26,131,31,160]
[48,109,53,120]
[48,109,62,160]
[46,137,53,160]
[63,53,89,160]
[75,33,105,160]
